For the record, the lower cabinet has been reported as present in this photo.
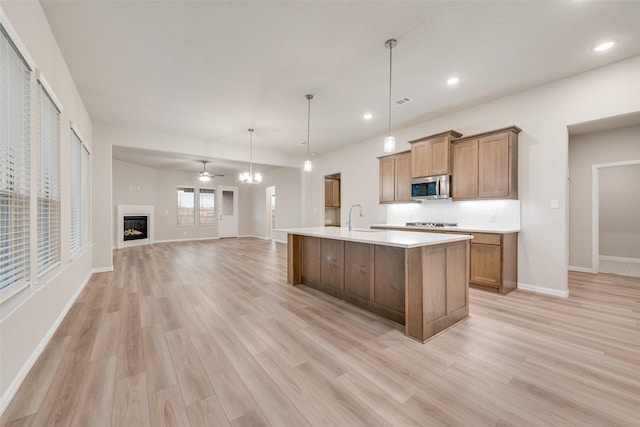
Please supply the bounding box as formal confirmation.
[370,227,518,294]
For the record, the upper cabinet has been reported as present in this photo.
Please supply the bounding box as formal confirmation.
[324,178,340,207]
[379,151,412,204]
[451,126,521,200]
[409,130,462,178]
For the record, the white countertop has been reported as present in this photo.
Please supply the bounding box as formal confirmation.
[276,227,472,248]
[370,224,521,233]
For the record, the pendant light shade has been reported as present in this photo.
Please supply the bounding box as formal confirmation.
[239,128,262,184]
[303,94,313,172]
[383,38,397,153]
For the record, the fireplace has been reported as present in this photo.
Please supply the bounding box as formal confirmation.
[117,205,154,249]
[123,215,148,241]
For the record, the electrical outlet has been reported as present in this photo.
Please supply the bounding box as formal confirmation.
[489,214,496,223]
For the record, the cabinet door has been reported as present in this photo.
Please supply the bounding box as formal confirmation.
[427,136,449,176]
[394,152,412,202]
[470,243,501,288]
[411,140,429,178]
[379,157,395,203]
[332,179,340,207]
[324,179,333,207]
[478,132,510,198]
[452,139,478,199]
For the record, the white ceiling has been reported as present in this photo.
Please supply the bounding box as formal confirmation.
[40,0,640,173]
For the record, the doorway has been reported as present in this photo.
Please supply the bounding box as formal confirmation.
[591,161,640,277]
[265,186,276,238]
[218,185,238,238]
[324,173,341,227]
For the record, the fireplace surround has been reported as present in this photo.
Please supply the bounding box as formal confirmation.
[117,205,154,248]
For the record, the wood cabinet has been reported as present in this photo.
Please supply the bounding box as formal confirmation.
[378,150,412,204]
[370,226,518,295]
[451,126,521,200]
[409,130,462,178]
[469,232,517,294]
[324,178,340,207]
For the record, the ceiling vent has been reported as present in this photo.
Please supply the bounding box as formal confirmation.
[393,97,413,106]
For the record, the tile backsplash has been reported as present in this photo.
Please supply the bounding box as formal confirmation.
[386,199,520,230]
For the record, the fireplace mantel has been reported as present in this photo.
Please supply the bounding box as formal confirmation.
[117,205,154,249]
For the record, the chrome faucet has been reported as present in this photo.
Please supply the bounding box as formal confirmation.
[348,204,364,232]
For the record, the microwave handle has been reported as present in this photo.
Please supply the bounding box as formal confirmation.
[436,179,442,197]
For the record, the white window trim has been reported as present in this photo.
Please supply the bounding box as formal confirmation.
[36,70,64,113]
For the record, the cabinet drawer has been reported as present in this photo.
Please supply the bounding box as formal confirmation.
[472,233,501,245]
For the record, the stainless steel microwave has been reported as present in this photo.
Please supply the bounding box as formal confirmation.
[411,175,451,200]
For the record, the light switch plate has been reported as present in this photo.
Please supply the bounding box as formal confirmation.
[550,199,559,209]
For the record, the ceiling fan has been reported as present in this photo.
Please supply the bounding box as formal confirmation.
[198,160,223,182]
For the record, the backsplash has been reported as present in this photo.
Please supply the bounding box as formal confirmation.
[386,199,520,230]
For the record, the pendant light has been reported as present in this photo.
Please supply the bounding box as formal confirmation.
[383,38,397,153]
[303,94,313,172]
[239,128,262,184]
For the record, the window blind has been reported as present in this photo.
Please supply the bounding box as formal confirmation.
[69,128,81,257]
[177,186,195,226]
[81,144,90,246]
[36,81,61,275]
[199,188,216,225]
[0,24,31,300]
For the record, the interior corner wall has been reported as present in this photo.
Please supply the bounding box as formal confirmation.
[0,1,93,414]
[569,124,640,269]
[307,55,640,295]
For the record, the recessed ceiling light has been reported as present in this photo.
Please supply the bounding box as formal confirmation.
[363,113,373,120]
[446,76,460,85]
[593,40,616,52]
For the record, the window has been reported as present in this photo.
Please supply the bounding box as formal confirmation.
[177,186,195,226]
[0,24,31,301]
[69,129,81,256]
[70,127,90,256]
[36,79,61,275]
[199,188,216,225]
[81,144,90,246]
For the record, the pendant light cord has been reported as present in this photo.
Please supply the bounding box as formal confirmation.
[249,128,254,176]
[306,94,313,158]
[387,40,393,137]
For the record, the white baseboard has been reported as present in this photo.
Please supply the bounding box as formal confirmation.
[273,238,287,244]
[569,265,594,273]
[517,282,570,298]
[0,270,93,416]
[153,237,219,244]
[600,255,640,264]
[92,266,114,273]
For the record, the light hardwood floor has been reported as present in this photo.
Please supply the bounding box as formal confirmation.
[2,238,639,426]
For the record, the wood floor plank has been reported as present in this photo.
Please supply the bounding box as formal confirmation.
[190,332,258,421]
[164,328,214,405]
[186,396,230,427]
[142,323,178,393]
[148,385,191,427]
[69,355,117,427]
[111,372,151,427]
[3,239,639,427]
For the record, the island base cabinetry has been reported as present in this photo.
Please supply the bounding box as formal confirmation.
[287,233,469,342]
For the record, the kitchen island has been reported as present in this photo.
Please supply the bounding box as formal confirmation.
[279,227,472,342]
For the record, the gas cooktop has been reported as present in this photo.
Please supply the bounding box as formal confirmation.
[405,222,458,228]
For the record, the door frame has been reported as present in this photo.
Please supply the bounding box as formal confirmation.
[218,185,239,238]
[591,159,640,272]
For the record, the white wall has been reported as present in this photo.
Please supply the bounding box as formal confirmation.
[0,2,93,413]
[569,125,640,269]
[600,164,640,260]
[113,159,256,243]
[250,167,303,242]
[304,55,640,296]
